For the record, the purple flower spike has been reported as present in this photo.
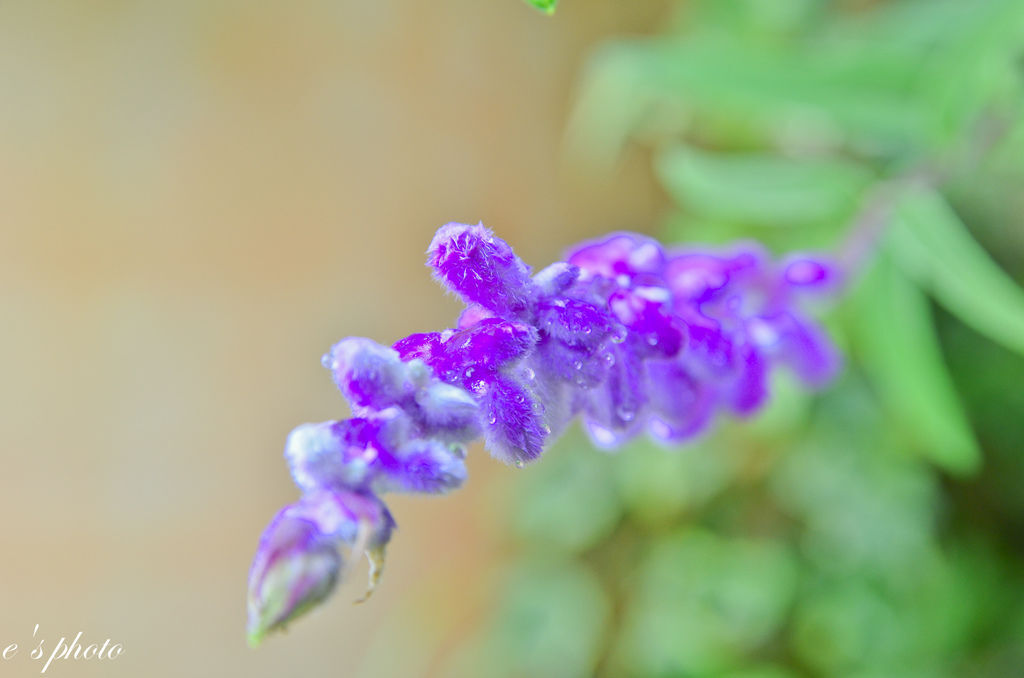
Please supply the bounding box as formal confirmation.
[248,224,841,642]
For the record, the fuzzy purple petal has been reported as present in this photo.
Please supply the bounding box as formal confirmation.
[608,287,685,358]
[324,338,419,410]
[726,342,769,415]
[480,373,547,465]
[413,381,481,441]
[644,359,717,442]
[582,342,646,447]
[567,232,666,284]
[285,421,368,493]
[532,262,580,298]
[752,311,839,386]
[377,439,467,494]
[427,223,535,316]
[781,256,839,291]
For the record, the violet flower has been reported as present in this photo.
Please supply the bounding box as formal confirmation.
[246,223,839,644]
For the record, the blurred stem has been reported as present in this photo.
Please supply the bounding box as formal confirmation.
[838,110,1015,279]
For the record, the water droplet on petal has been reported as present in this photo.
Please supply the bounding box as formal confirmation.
[646,334,659,346]
[603,352,615,367]
[588,424,617,448]
[321,353,334,369]
[649,419,673,441]
[573,360,583,370]
[616,405,636,422]
[523,367,536,380]
[487,414,497,425]
[514,460,525,469]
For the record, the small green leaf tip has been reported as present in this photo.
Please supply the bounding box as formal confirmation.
[524,0,557,14]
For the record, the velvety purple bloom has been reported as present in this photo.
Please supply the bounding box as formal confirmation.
[247,223,840,643]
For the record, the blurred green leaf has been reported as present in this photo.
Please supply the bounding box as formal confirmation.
[719,668,798,678]
[888,187,1024,357]
[771,402,938,581]
[656,145,873,227]
[920,0,1024,145]
[523,0,557,15]
[487,559,609,678]
[511,431,621,552]
[792,578,906,674]
[611,436,734,524]
[613,530,797,676]
[852,256,980,474]
[688,0,821,38]
[567,35,931,170]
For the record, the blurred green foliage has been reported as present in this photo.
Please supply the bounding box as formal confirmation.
[464,1,1024,676]
[524,0,558,15]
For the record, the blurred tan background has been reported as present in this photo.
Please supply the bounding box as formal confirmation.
[0,1,669,676]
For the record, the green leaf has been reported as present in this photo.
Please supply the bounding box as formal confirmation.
[488,559,610,678]
[612,530,797,676]
[851,256,980,474]
[918,0,1024,145]
[566,36,931,170]
[656,145,873,227]
[523,0,557,14]
[511,434,621,552]
[888,187,1024,357]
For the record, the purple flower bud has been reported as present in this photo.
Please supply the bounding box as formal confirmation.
[285,421,368,493]
[726,341,769,415]
[246,486,398,642]
[535,297,623,352]
[532,262,580,297]
[782,255,838,290]
[380,438,467,494]
[323,338,420,410]
[480,372,548,465]
[581,342,646,447]
[428,223,535,316]
[567,232,666,285]
[414,381,481,441]
[754,311,839,386]
[246,511,340,647]
[644,359,716,442]
[607,287,685,358]
[443,319,538,372]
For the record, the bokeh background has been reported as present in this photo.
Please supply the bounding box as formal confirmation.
[2,1,1023,677]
